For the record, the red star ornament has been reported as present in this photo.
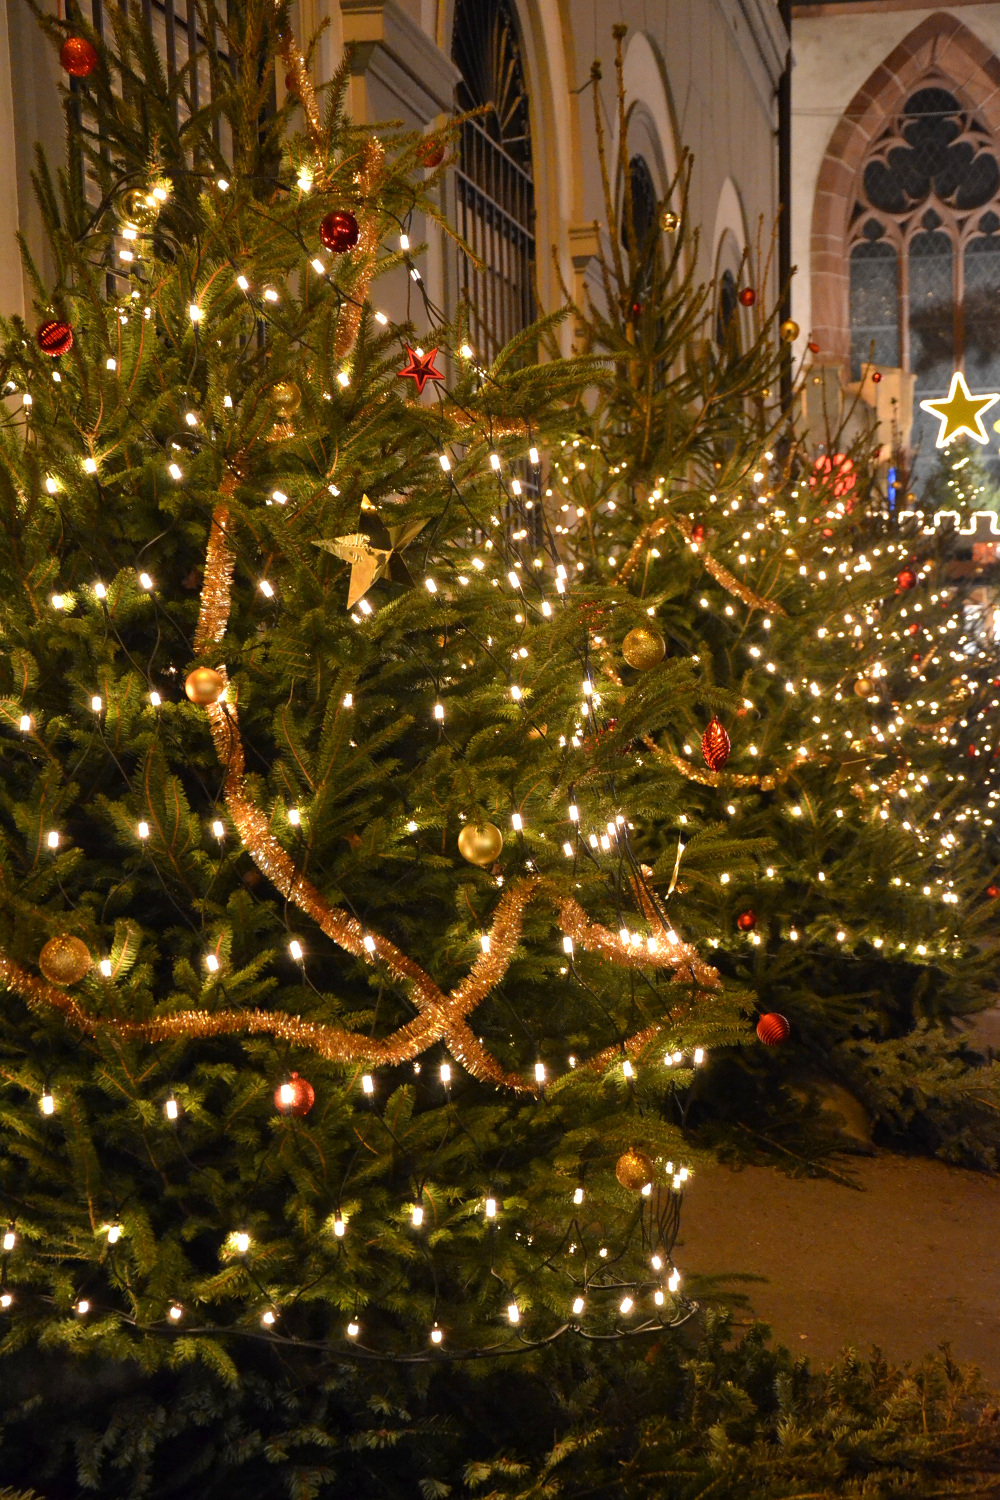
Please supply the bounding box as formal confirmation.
[398,345,445,396]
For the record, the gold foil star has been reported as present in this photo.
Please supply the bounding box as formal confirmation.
[315,496,427,608]
[919,371,1000,448]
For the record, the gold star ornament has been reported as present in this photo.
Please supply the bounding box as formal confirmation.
[315,496,428,609]
[919,371,1000,448]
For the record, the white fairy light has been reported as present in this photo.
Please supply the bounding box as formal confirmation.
[40,1091,54,1115]
[188,304,201,322]
[440,1062,452,1085]
[485,1197,497,1218]
[99,959,112,977]
[507,1302,520,1324]
[137,821,150,840]
[149,691,161,707]
[46,831,59,849]
[83,457,97,474]
[165,1097,179,1120]
[288,939,303,961]
[139,572,153,590]
[573,1187,584,1204]
[619,1297,633,1315]
[534,1062,546,1083]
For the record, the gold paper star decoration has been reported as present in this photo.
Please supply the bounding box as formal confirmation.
[315,496,427,609]
[919,371,1000,448]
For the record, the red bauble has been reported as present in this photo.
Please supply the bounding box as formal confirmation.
[897,568,917,590]
[738,287,756,307]
[810,452,856,501]
[319,209,360,253]
[702,716,730,771]
[36,319,73,357]
[988,885,1000,898]
[60,35,98,77]
[736,910,757,932]
[872,370,882,383]
[691,522,705,542]
[808,340,820,354]
[907,622,919,635]
[274,1071,315,1117]
[417,137,446,169]
[756,1012,790,1046]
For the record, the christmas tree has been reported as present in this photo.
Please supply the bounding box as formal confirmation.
[2,5,1000,1493]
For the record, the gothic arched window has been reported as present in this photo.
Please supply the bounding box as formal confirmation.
[848,85,1000,468]
[452,0,536,359]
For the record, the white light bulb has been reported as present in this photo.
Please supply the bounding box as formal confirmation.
[573,1187,584,1205]
[440,1063,452,1085]
[137,821,150,839]
[139,572,153,590]
[46,831,59,849]
[485,1197,497,1218]
[430,1325,443,1344]
[91,695,103,713]
[165,1097,179,1120]
[18,715,30,732]
[205,953,220,973]
[169,1304,183,1320]
[2,1230,13,1251]
[572,1296,585,1314]
[511,812,523,831]
[99,959,112,977]
[619,1296,633,1315]
[362,1074,374,1095]
[234,1232,250,1254]
[107,1224,121,1244]
[40,1092,54,1115]
[288,939,303,961]
[94,582,106,599]
[411,1204,424,1226]
[287,807,301,826]
[529,446,539,465]
[83,457,97,474]
[333,1215,345,1238]
[188,304,201,322]
[149,691,161,707]
[507,1302,520,1324]
[168,463,183,481]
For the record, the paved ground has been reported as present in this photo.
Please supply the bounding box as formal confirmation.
[678,1153,1000,1383]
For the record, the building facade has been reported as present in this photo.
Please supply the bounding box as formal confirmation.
[791,0,1000,485]
[0,0,788,356]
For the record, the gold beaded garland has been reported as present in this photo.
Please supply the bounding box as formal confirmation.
[39,935,92,986]
[184,667,226,705]
[457,823,504,867]
[622,625,665,671]
[615,1148,654,1190]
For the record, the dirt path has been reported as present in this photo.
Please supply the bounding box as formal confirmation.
[678,1153,1000,1383]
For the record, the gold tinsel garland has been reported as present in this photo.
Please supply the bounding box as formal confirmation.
[617,509,787,617]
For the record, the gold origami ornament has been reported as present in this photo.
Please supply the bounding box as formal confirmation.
[315,495,428,609]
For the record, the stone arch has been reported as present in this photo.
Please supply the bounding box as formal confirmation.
[811,11,1000,368]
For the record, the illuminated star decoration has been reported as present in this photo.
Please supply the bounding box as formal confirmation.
[919,371,1000,448]
[314,495,427,609]
[397,345,445,395]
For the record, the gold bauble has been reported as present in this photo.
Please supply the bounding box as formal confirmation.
[854,676,873,699]
[120,187,158,227]
[615,1148,654,1191]
[184,666,226,705]
[779,319,800,343]
[622,625,666,671]
[660,209,680,233]
[270,380,302,416]
[457,822,504,867]
[39,935,92,986]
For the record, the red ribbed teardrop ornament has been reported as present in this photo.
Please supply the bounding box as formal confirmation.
[701,717,730,771]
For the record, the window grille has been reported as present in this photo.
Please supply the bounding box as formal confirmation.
[847,84,1000,484]
[452,0,536,362]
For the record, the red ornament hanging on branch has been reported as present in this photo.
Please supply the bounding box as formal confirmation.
[756,1012,790,1046]
[397,345,445,396]
[319,209,360,253]
[738,287,756,307]
[417,136,446,169]
[896,567,917,591]
[701,716,730,771]
[736,911,757,932]
[60,36,98,77]
[274,1072,315,1117]
[36,320,73,357]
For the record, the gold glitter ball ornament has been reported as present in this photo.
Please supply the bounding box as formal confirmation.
[457,822,504,867]
[660,209,680,232]
[854,676,874,698]
[39,935,92,986]
[184,666,226,705]
[779,319,800,343]
[270,380,302,416]
[622,625,666,670]
[615,1147,654,1191]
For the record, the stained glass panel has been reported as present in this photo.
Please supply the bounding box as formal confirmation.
[849,240,899,379]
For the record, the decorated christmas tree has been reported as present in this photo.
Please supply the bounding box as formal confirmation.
[2,5,1000,1494]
